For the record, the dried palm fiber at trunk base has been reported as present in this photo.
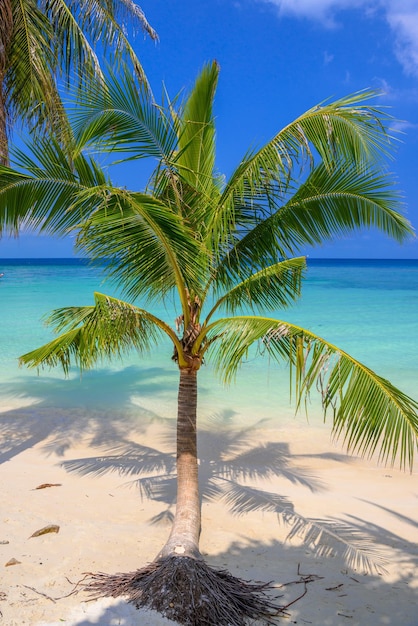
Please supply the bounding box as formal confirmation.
[85,554,285,625]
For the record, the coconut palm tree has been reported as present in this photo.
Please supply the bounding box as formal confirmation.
[0,62,417,624]
[0,0,157,165]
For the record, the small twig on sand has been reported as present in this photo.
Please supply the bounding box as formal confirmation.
[21,585,56,603]
[21,574,90,604]
[272,563,324,612]
[53,574,92,600]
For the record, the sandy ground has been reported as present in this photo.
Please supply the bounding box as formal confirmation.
[0,405,417,626]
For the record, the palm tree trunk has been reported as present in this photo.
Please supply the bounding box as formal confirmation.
[158,367,201,560]
[85,366,282,623]
[0,0,12,166]
[0,74,8,166]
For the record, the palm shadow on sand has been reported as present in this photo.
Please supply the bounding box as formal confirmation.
[0,364,177,463]
[50,407,388,575]
[55,502,418,625]
[1,366,417,623]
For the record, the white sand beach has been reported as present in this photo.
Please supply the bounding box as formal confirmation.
[1,404,417,626]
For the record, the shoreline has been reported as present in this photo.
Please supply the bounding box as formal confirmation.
[1,404,417,625]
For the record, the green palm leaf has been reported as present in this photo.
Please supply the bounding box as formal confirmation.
[48,0,157,87]
[274,162,411,249]
[0,137,108,235]
[0,0,156,164]
[174,61,219,203]
[6,1,62,133]
[213,162,411,283]
[72,66,177,164]
[205,257,306,317]
[74,190,207,303]
[19,293,169,374]
[205,316,418,469]
[211,91,398,254]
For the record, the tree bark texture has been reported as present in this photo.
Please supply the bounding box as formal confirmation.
[159,367,201,559]
[0,0,12,165]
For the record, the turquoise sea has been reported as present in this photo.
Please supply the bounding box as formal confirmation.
[1,258,417,428]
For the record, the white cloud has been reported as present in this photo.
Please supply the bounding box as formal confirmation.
[258,0,418,76]
[261,0,374,25]
[386,6,418,76]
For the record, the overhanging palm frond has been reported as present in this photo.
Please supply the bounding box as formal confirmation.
[107,0,158,41]
[52,0,157,87]
[6,1,60,127]
[1,0,156,165]
[205,316,418,469]
[19,293,170,374]
[0,137,109,235]
[43,0,101,85]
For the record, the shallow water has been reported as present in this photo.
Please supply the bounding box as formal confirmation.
[1,258,417,428]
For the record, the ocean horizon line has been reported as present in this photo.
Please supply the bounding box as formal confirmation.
[1,257,417,265]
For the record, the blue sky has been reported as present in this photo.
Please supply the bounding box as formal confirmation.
[2,0,418,258]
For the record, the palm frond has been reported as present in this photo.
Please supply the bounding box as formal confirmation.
[174,61,219,205]
[43,0,101,86]
[106,0,158,40]
[72,67,177,164]
[1,0,156,165]
[61,0,157,85]
[0,169,85,236]
[19,293,169,374]
[271,162,412,251]
[0,138,109,235]
[44,0,157,88]
[205,316,418,469]
[6,1,59,127]
[74,190,207,303]
[213,163,412,283]
[279,90,396,166]
[206,257,306,317]
[211,91,399,253]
